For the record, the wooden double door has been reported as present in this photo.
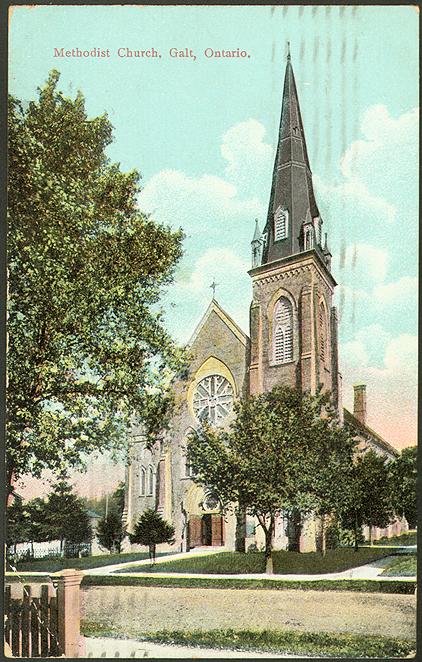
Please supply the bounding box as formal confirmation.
[188,514,224,549]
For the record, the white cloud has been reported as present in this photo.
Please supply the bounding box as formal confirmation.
[178,247,250,294]
[341,105,419,204]
[373,276,418,306]
[334,242,388,291]
[381,333,417,377]
[221,119,274,192]
[139,169,263,239]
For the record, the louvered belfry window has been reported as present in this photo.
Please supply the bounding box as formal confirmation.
[274,207,288,241]
[273,297,293,364]
[319,303,326,362]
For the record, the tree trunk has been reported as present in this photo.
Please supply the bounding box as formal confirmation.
[368,526,372,546]
[235,508,246,553]
[264,519,274,574]
[149,543,156,564]
[354,511,359,552]
[320,515,326,557]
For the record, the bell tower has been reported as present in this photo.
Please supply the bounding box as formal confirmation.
[248,50,342,414]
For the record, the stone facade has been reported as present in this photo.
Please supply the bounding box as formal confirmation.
[124,300,249,552]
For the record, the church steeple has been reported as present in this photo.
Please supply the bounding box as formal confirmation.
[248,47,340,409]
[261,51,322,265]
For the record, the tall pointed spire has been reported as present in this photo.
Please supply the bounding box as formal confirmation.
[252,218,261,242]
[261,50,321,265]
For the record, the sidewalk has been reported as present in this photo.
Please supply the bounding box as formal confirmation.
[82,635,304,658]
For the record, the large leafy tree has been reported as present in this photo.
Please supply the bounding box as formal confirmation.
[390,446,417,528]
[129,509,175,563]
[339,449,394,549]
[7,70,185,486]
[187,386,356,572]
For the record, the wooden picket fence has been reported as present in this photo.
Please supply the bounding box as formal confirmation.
[4,570,84,657]
[4,584,60,657]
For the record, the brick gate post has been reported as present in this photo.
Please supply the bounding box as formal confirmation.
[52,569,84,657]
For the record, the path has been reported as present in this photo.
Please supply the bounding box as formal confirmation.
[81,636,301,658]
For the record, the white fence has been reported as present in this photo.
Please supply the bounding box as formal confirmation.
[8,541,92,561]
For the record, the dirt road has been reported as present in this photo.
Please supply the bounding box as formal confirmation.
[81,586,416,641]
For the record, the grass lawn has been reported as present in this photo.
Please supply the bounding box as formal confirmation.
[115,548,392,575]
[373,531,417,546]
[82,574,416,593]
[381,555,417,577]
[11,551,175,573]
[81,623,416,658]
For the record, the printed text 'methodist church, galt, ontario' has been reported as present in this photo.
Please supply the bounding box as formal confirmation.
[123,52,407,553]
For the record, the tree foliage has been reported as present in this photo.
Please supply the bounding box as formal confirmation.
[7,70,185,485]
[40,479,93,550]
[389,446,417,528]
[187,386,357,571]
[96,511,125,554]
[6,480,93,557]
[129,508,175,563]
[6,497,30,549]
[339,449,394,548]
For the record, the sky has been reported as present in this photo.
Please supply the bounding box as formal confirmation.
[9,5,418,498]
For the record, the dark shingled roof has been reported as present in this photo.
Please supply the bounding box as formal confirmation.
[262,55,320,264]
[343,408,399,458]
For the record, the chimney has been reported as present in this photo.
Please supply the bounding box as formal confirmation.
[353,384,367,425]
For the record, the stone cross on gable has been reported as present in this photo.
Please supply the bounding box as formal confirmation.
[210,279,219,299]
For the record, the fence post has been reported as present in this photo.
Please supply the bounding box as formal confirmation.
[51,569,84,658]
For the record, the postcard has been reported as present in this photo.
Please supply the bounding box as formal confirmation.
[5,4,418,659]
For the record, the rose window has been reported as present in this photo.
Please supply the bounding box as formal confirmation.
[193,374,234,424]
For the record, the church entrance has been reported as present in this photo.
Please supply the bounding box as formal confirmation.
[188,514,224,549]
[201,514,212,546]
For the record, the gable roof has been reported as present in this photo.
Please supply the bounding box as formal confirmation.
[343,408,399,458]
[187,298,249,349]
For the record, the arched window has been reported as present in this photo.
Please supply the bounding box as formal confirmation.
[147,466,154,496]
[140,467,146,496]
[319,302,327,363]
[273,297,293,364]
[274,207,288,241]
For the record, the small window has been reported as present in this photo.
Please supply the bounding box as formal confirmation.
[140,467,146,496]
[147,466,154,496]
[273,297,293,364]
[274,207,288,241]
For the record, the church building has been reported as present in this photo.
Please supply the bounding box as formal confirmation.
[123,53,405,553]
